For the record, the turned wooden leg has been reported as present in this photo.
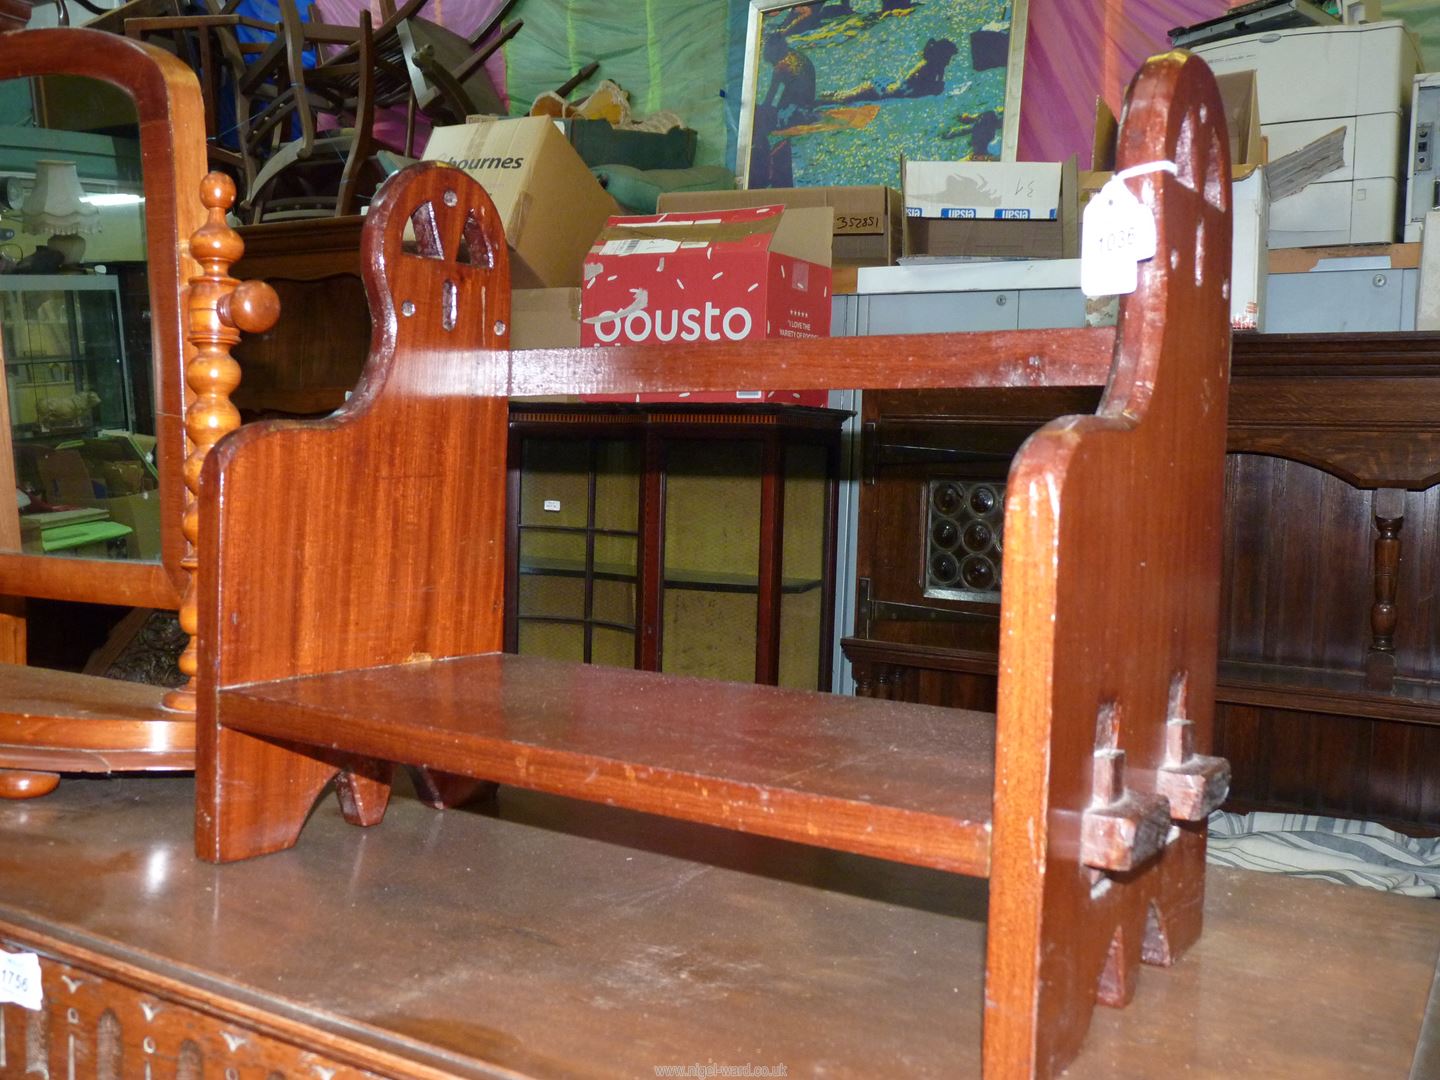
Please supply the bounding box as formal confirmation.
[1366,488,1405,692]
[852,660,875,698]
[0,770,60,799]
[874,664,896,700]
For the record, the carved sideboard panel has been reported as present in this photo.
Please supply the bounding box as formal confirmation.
[1,937,381,1080]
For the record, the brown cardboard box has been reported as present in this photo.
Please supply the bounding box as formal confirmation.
[1084,70,1266,330]
[902,158,1079,260]
[82,490,161,561]
[581,205,831,405]
[33,448,161,560]
[422,117,619,288]
[657,185,900,268]
[36,448,96,504]
[510,288,581,350]
[1089,70,1262,177]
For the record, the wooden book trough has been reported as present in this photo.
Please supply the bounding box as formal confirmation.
[198,53,1234,1079]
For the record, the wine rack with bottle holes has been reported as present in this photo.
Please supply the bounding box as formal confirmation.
[924,479,1004,603]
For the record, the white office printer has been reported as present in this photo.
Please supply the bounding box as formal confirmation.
[1195,19,1421,248]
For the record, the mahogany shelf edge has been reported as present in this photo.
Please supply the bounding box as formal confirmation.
[842,640,1440,729]
[1232,331,1440,376]
[842,637,1002,676]
[219,653,997,875]
[1216,659,1440,727]
[0,665,195,773]
[519,557,824,595]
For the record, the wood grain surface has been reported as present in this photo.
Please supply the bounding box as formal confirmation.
[0,28,207,796]
[221,652,996,873]
[199,56,1232,1080]
[983,52,1233,1077]
[0,776,1436,1079]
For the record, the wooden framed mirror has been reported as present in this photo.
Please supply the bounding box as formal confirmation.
[0,27,207,797]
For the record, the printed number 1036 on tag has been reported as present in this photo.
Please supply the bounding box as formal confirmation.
[1080,177,1157,298]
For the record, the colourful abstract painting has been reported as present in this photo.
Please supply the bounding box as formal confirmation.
[741,0,1024,189]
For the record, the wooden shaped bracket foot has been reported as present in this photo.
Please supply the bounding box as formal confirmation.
[409,768,499,809]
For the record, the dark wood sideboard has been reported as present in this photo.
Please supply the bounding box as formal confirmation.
[231,215,368,417]
[3,776,1439,1079]
[844,332,1440,832]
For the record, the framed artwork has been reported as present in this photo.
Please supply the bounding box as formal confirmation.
[737,0,1028,189]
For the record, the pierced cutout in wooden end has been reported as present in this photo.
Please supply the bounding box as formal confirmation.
[1155,674,1229,821]
[1141,900,1173,967]
[1097,924,1138,1008]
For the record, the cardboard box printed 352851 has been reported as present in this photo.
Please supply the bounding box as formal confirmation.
[580,205,832,405]
[422,116,618,288]
[658,186,901,268]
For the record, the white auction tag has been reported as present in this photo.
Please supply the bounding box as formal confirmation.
[1081,174,1157,297]
[0,949,42,1010]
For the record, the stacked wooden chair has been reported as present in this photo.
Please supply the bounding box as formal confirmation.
[194,51,1234,1078]
[125,0,382,221]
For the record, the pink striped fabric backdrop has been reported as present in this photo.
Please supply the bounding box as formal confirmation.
[1017,0,1228,163]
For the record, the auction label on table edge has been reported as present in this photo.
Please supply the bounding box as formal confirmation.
[0,948,42,1010]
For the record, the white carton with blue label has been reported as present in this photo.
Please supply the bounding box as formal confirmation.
[902,160,1077,260]
[904,161,1063,221]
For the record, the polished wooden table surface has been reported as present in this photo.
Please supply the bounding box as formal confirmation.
[0,776,1436,1078]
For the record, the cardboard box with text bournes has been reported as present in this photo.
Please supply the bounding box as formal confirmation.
[581,205,832,405]
[422,116,618,288]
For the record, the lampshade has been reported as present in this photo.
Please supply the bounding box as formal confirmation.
[21,160,99,237]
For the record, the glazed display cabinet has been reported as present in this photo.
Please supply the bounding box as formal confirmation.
[506,402,846,690]
[0,274,135,438]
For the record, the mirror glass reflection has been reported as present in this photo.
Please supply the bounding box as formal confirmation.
[0,75,156,562]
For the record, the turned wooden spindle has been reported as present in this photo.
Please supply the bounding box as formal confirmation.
[852,661,875,698]
[163,173,279,713]
[1365,488,1406,693]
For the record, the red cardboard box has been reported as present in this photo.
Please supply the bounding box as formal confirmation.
[580,205,833,405]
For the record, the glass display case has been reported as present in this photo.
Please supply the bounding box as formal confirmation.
[0,275,134,435]
[0,274,157,561]
[506,403,846,691]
